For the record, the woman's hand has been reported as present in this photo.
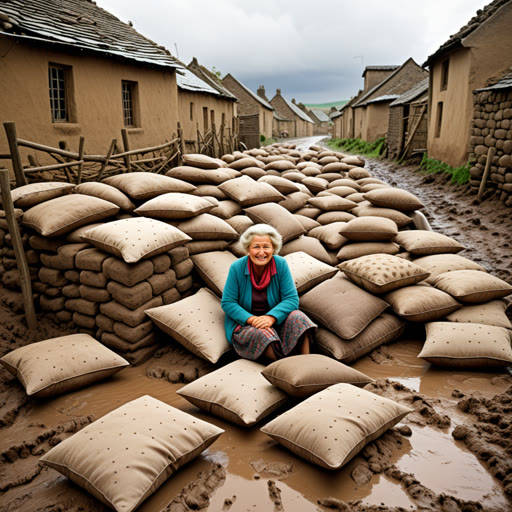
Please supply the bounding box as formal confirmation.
[247,315,276,331]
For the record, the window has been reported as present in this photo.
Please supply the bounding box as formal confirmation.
[122,81,139,127]
[441,59,449,91]
[48,64,73,122]
[435,101,443,138]
[190,102,194,121]
[203,107,208,131]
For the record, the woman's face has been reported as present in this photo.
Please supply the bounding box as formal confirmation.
[248,235,274,268]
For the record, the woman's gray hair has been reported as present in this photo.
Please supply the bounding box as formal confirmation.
[239,224,282,255]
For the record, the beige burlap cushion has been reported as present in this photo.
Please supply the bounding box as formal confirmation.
[323,185,359,198]
[302,176,329,194]
[317,211,356,225]
[308,195,357,212]
[430,270,512,304]
[258,176,300,195]
[177,359,288,427]
[348,167,371,179]
[261,354,373,398]
[194,184,227,200]
[224,215,254,235]
[261,384,413,470]
[309,222,349,250]
[316,314,405,364]
[394,230,465,255]
[337,242,400,261]
[280,236,335,265]
[412,254,486,284]
[103,172,196,200]
[22,194,119,237]
[329,178,361,191]
[145,288,230,363]
[353,205,412,228]
[340,254,430,294]
[228,157,265,170]
[284,251,338,294]
[80,217,190,263]
[134,193,214,219]
[341,216,398,241]
[165,166,235,185]
[364,188,424,211]
[383,284,461,322]
[10,182,75,209]
[281,171,305,182]
[190,251,237,296]
[219,176,284,206]
[0,334,128,398]
[74,182,135,212]
[279,191,311,213]
[177,214,238,241]
[300,274,388,339]
[241,167,267,179]
[418,322,512,368]
[445,300,512,329]
[39,396,223,512]
[209,199,242,219]
[244,203,306,243]
[182,153,224,169]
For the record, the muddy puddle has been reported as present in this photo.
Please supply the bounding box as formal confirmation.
[2,331,511,512]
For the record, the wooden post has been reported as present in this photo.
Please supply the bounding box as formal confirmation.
[478,146,497,199]
[0,169,37,329]
[177,122,185,158]
[97,138,117,181]
[76,136,85,184]
[3,122,27,187]
[211,122,217,157]
[121,128,132,172]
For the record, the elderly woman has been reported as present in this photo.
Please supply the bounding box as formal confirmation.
[221,224,316,361]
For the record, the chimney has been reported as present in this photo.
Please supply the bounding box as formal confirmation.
[257,85,265,97]
[292,98,296,104]
[276,88,281,96]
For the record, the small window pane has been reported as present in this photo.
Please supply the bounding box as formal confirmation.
[48,65,68,122]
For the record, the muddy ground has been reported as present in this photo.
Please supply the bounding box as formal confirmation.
[0,137,511,512]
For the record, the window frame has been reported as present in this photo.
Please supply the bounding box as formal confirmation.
[440,59,449,91]
[48,63,75,123]
[435,101,443,138]
[122,80,140,128]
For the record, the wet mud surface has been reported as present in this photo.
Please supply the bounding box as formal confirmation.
[1,137,512,511]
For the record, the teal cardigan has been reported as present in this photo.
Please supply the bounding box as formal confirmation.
[221,255,299,344]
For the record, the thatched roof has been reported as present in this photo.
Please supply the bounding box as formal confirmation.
[423,0,511,67]
[0,0,182,70]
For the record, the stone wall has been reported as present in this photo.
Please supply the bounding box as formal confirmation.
[468,88,512,206]
[387,106,404,160]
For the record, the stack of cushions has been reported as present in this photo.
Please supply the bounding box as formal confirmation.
[40,395,224,512]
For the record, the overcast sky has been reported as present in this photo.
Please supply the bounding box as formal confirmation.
[98,0,486,104]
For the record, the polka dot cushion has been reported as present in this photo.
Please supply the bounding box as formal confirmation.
[261,354,373,398]
[134,192,215,219]
[190,251,237,297]
[40,395,224,512]
[74,182,135,212]
[445,300,512,329]
[284,251,338,294]
[261,383,413,470]
[394,230,465,256]
[177,359,288,427]
[413,253,486,285]
[418,322,512,368]
[339,253,430,294]
[10,181,75,209]
[219,176,284,207]
[0,334,129,398]
[145,288,231,363]
[80,217,191,263]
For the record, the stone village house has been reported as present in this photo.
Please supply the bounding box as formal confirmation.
[299,105,330,135]
[0,0,184,164]
[222,74,273,149]
[270,90,314,138]
[423,0,512,168]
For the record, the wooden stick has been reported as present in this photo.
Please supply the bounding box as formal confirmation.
[478,146,497,199]
[121,129,132,172]
[76,136,85,184]
[96,138,117,181]
[3,122,27,187]
[24,160,85,174]
[177,122,185,157]
[17,139,106,162]
[0,169,37,329]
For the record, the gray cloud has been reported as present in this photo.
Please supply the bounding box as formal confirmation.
[98,0,486,103]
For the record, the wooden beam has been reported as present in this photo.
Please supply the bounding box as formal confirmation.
[76,136,85,184]
[478,146,497,199]
[23,160,85,174]
[0,169,37,329]
[3,122,27,187]
[121,128,131,172]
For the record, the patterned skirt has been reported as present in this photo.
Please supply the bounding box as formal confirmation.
[232,310,317,361]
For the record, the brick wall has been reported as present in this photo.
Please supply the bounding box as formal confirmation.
[238,113,260,149]
[387,106,403,159]
[222,75,259,116]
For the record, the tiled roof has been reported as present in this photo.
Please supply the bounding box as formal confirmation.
[187,58,237,100]
[475,72,512,92]
[283,98,315,123]
[0,0,182,69]
[222,74,273,110]
[423,0,511,66]
[176,67,222,96]
[273,110,291,121]
[390,78,429,107]
[310,109,330,122]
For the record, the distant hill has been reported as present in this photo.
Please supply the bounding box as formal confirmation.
[305,100,348,112]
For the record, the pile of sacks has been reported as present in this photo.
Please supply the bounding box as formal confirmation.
[1,142,511,368]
